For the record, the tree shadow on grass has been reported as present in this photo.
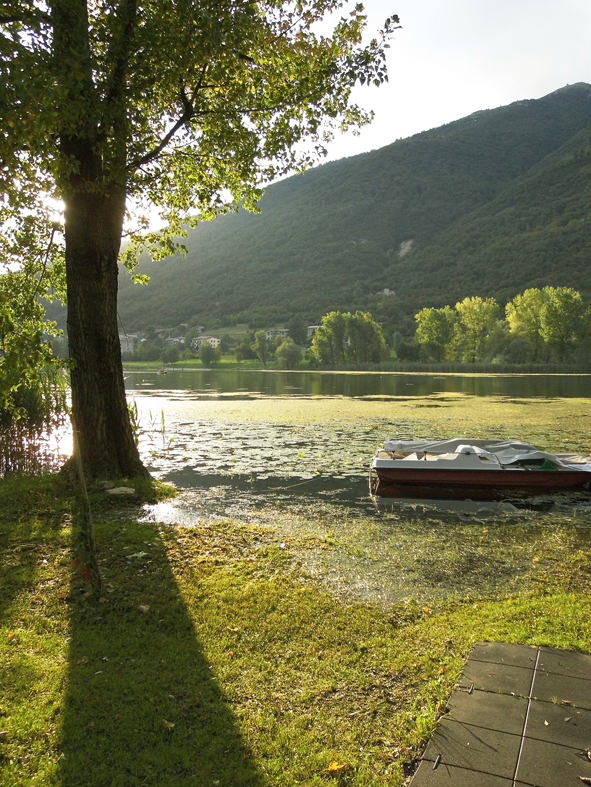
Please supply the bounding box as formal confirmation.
[59,517,264,787]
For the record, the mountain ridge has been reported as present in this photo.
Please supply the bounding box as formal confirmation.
[116,82,591,332]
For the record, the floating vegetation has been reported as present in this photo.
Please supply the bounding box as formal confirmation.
[132,381,591,606]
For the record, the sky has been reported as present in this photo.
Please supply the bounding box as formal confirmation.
[322,0,591,162]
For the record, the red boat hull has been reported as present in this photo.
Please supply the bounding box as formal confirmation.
[372,466,591,501]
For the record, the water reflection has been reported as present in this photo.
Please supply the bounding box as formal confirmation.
[124,369,591,399]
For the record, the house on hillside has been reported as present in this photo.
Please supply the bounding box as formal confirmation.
[191,336,221,349]
[119,333,140,354]
[307,325,320,338]
[265,328,289,342]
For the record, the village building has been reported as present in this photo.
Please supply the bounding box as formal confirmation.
[191,335,221,349]
[265,328,290,342]
[119,334,141,354]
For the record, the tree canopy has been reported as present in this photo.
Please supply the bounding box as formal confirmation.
[275,336,302,368]
[414,305,460,362]
[311,310,388,364]
[0,207,65,417]
[455,296,500,364]
[2,0,398,261]
[251,330,271,366]
[410,287,591,366]
[507,286,587,362]
[1,0,398,476]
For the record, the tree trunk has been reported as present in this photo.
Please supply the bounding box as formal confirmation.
[64,185,149,479]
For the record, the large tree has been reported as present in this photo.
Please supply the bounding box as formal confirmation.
[505,288,548,362]
[455,296,500,364]
[506,286,586,363]
[414,305,461,362]
[311,309,388,364]
[1,0,397,477]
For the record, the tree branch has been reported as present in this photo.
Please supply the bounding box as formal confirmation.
[31,227,56,302]
[129,64,209,171]
[105,0,138,108]
[0,8,50,25]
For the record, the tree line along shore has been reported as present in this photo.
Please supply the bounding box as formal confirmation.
[117,285,591,370]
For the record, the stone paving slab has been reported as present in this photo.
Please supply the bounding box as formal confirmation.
[525,700,591,749]
[538,647,591,679]
[470,642,539,670]
[410,761,513,786]
[457,660,534,697]
[531,671,591,710]
[421,719,521,779]
[446,690,528,736]
[515,737,591,786]
[410,643,591,787]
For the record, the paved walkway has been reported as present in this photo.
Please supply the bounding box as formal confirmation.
[410,641,591,786]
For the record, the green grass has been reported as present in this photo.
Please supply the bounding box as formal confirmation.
[1,475,590,786]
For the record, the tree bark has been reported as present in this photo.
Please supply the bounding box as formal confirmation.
[51,1,146,478]
[64,170,149,479]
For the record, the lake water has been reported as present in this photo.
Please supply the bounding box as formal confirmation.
[125,369,591,605]
[125,368,591,399]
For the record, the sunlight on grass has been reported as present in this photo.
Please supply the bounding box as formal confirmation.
[1,472,591,786]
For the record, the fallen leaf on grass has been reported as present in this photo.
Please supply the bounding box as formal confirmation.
[0,731,8,743]
[77,656,88,666]
[138,605,150,614]
[161,719,175,729]
[323,761,348,778]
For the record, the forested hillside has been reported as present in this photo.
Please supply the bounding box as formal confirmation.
[393,123,591,305]
[116,83,591,333]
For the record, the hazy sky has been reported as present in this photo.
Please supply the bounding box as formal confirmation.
[323,0,591,161]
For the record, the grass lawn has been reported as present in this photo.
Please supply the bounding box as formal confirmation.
[1,474,590,786]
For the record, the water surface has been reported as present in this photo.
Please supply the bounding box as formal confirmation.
[125,369,591,605]
[125,368,591,399]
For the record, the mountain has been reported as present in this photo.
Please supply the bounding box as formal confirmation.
[116,82,591,333]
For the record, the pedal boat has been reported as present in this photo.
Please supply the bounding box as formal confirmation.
[370,438,591,500]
